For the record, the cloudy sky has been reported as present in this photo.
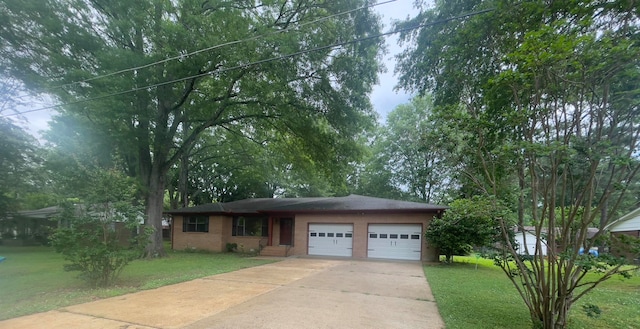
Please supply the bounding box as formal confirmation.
[370,0,421,122]
[17,0,422,139]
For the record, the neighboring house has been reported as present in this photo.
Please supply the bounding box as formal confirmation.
[514,228,548,256]
[606,207,640,259]
[0,206,60,245]
[514,226,599,256]
[607,207,640,237]
[166,194,447,261]
[0,204,154,246]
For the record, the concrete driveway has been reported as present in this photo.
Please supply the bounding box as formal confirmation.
[0,258,444,329]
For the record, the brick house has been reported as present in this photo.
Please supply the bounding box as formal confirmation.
[166,195,446,261]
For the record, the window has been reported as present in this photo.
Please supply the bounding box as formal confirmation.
[310,232,317,237]
[400,234,409,239]
[345,233,353,238]
[183,216,209,232]
[232,216,268,237]
[327,233,334,237]
[319,233,326,237]
[379,234,388,239]
[336,233,343,238]
[369,233,378,238]
[390,234,398,239]
[411,234,420,240]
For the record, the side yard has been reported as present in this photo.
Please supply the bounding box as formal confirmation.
[0,245,275,321]
[425,256,640,329]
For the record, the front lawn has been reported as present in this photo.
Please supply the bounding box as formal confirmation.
[425,256,640,329]
[0,245,275,321]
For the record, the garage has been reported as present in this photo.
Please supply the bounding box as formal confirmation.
[368,224,422,260]
[308,223,353,257]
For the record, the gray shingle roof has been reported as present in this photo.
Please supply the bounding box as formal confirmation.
[165,194,446,215]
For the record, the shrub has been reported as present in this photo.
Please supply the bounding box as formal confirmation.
[50,169,151,287]
[225,243,238,252]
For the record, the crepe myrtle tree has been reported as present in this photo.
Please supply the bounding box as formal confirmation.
[397,1,640,328]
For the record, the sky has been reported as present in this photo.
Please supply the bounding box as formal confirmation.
[370,0,420,123]
[15,0,421,139]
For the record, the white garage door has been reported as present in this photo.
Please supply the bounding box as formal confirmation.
[308,224,353,257]
[368,224,422,260]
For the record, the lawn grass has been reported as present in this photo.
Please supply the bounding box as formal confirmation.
[0,245,276,321]
[424,256,640,329]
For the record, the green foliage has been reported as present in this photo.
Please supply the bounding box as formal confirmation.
[398,1,640,327]
[426,196,510,262]
[0,0,384,255]
[581,303,602,319]
[0,118,42,215]
[225,243,238,253]
[356,96,459,203]
[50,169,151,287]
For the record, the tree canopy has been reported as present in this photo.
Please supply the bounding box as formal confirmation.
[0,118,42,216]
[0,0,384,256]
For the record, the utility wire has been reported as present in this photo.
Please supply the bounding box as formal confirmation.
[2,6,495,118]
[8,0,396,102]
[52,0,398,91]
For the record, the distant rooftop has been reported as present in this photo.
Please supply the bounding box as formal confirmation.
[166,194,447,215]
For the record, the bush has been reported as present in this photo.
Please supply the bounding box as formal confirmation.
[225,243,238,252]
[50,169,151,287]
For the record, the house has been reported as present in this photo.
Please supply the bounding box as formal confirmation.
[166,194,447,261]
[0,204,158,246]
[607,207,640,237]
[513,226,599,256]
[0,206,60,246]
[514,228,547,256]
[606,207,640,259]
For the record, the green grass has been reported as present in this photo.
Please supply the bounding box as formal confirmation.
[0,245,276,321]
[425,256,640,329]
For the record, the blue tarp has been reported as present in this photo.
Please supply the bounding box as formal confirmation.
[0,256,5,263]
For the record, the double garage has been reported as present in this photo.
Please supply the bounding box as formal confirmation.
[308,223,423,261]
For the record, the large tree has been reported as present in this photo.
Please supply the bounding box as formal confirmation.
[383,96,458,203]
[397,1,640,328]
[0,0,383,256]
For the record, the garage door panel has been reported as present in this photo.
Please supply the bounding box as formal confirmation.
[308,224,353,257]
[368,224,422,260]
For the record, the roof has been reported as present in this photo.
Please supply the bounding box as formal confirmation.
[165,194,447,215]
[607,207,640,232]
[6,206,62,220]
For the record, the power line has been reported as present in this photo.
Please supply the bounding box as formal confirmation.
[2,6,495,118]
[8,0,397,102]
[51,0,399,92]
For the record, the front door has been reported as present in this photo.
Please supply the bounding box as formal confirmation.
[279,218,293,245]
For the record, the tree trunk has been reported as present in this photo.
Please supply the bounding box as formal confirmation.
[445,253,453,263]
[178,148,189,208]
[144,164,167,258]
